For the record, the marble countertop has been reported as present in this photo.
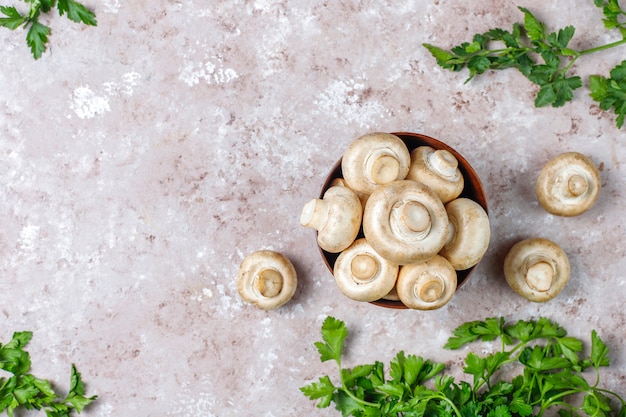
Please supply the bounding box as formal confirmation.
[1,1,625,416]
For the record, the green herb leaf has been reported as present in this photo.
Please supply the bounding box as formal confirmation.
[1,0,97,59]
[595,0,626,38]
[57,0,97,25]
[591,330,610,368]
[590,61,626,128]
[519,7,546,41]
[315,316,348,365]
[300,375,336,408]
[0,6,26,29]
[423,3,626,130]
[26,20,51,59]
[303,317,625,417]
[0,331,96,416]
[446,317,505,350]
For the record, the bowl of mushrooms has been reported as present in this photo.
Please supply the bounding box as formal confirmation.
[300,132,490,310]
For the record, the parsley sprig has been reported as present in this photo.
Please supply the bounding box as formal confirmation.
[0,0,97,59]
[423,2,626,129]
[301,316,626,417]
[0,330,97,416]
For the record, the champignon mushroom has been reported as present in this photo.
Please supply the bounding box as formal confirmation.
[333,238,399,302]
[395,255,457,310]
[503,238,570,303]
[382,286,400,301]
[535,152,601,217]
[406,146,464,204]
[329,177,369,212]
[236,250,297,310]
[300,185,362,253]
[341,132,411,196]
[439,198,490,270]
[363,180,449,265]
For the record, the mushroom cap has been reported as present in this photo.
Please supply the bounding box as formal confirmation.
[439,198,490,270]
[504,238,570,303]
[396,255,457,310]
[536,152,601,217]
[333,238,399,302]
[329,177,369,212]
[381,285,400,301]
[300,185,362,253]
[341,132,411,196]
[363,180,449,265]
[236,250,298,310]
[406,146,464,204]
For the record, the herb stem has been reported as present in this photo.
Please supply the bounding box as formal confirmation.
[579,38,626,55]
[338,374,380,409]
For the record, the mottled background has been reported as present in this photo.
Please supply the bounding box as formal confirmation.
[1,0,625,416]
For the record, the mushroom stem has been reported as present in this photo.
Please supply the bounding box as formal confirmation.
[418,277,445,303]
[393,200,432,238]
[522,255,555,293]
[300,199,329,231]
[566,173,588,198]
[350,253,380,282]
[428,149,459,179]
[365,151,401,185]
[254,268,284,298]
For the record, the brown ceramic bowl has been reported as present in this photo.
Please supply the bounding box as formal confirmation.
[318,132,489,309]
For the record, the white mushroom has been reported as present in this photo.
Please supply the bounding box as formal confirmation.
[341,132,411,196]
[439,198,490,270]
[329,177,369,212]
[535,152,601,217]
[382,285,400,301]
[406,146,464,204]
[236,250,298,310]
[300,185,362,253]
[333,238,399,302]
[363,180,449,265]
[396,255,457,310]
[503,238,570,302]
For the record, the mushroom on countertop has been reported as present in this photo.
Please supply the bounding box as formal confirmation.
[536,152,601,216]
[341,132,411,196]
[439,198,490,270]
[333,238,399,302]
[300,185,362,253]
[504,238,570,302]
[363,180,449,265]
[406,146,464,204]
[236,250,297,310]
[396,255,457,310]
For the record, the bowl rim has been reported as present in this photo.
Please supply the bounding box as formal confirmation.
[317,132,489,309]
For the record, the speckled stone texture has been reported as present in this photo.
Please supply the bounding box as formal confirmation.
[1,1,625,416]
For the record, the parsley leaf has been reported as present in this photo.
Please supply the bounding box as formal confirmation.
[0,330,97,416]
[590,60,626,128]
[595,0,626,38]
[424,3,626,129]
[57,0,96,26]
[0,6,26,29]
[26,21,51,59]
[0,0,97,59]
[315,316,348,365]
[303,316,626,417]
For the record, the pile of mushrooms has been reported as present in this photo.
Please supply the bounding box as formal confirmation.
[300,132,490,310]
